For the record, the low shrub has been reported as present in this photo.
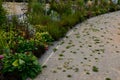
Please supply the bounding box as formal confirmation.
[2,53,42,80]
[15,37,36,53]
[31,32,54,57]
[32,43,45,58]
[33,25,46,32]
[34,32,54,44]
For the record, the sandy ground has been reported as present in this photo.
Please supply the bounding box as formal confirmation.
[35,11,120,80]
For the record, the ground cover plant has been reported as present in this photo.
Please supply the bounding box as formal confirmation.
[0,0,120,80]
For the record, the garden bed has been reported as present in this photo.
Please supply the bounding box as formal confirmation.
[0,0,120,80]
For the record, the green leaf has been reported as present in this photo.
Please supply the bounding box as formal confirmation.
[12,59,19,67]
[33,60,38,65]
[19,59,25,65]
[31,56,37,60]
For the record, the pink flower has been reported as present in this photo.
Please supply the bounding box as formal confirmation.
[0,55,4,60]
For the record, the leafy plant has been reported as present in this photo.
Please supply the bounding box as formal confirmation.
[2,53,42,80]
[30,32,53,57]
[15,36,37,53]
[34,25,46,32]
[34,32,54,44]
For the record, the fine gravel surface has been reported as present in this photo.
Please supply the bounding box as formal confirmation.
[2,2,27,15]
[35,11,120,80]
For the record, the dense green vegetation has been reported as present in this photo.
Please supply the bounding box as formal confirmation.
[28,0,120,40]
[2,53,42,80]
[0,0,6,26]
[5,0,28,2]
[0,0,120,80]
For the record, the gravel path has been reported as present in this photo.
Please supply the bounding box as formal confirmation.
[2,2,27,21]
[35,11,120,80]
[2,2,27,15]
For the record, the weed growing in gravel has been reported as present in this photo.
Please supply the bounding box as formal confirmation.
[105,78,111,80]
[80,62,83,64]
[90,54,93,56]
[66,45,71,49]
[76,35,80,38]
[58,58,63,60]
[91,28,100,32]
[60,41,64,45]
[42,65,47,68]
[68,42,72,44]
[74,68,79,72]
[80,45,83,48]
[72,44,75,47]
[95,58,98,60]
[88,45,92,47]
[65,36,69,38]
[92,49,104,54]
[116,51,119,53]
[99,45,104,47]
[67,75,72,78]
[53,70,57,73]
[101,35,104,37]
[84,57,87,60]
[63,70,66,72]
[73,51,77,54]
[92,66,99,72]
[62,50,65,53]
[59,54,64,57]
[57,67,62,70]
[53,48,57,52]
[86,72,90,75]
[89,60,91,62]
